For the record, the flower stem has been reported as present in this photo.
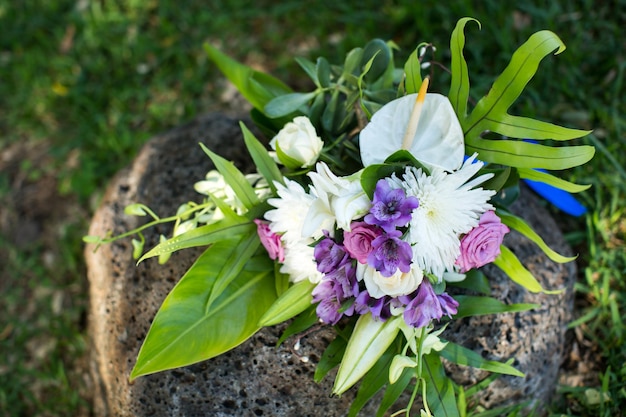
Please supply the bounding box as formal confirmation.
[401,76,430,151]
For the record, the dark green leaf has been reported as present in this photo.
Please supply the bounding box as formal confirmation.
[361,39,391,83]
[403,46,422,95]
[376,366,414,417]
[317,57,331,87]
[295,56,319,87]
[448,269,490,295]
[277,306,318,346]
[360,164,404,199]
[348,347,396,417]
[440,342,524,377]
[264,91,317,118]
[423,353,460,417]
[453,295,538,318]
[314,333,348,383]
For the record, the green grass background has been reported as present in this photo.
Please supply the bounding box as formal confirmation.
[0,0,624,415]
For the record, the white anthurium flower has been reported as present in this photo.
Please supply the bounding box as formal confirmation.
[356,263,424,298]
[359,92,464,172]
[270,116,324,168]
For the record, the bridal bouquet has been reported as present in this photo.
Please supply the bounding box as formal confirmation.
[86,18,594,415]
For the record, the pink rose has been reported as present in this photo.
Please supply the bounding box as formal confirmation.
[456,211,509,272]
[343,222,381,264]
[254,219,285,262]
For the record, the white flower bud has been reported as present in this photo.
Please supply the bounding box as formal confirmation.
[270,116,323,168]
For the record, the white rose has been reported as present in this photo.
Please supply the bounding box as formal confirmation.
[270,116,323,168]
[356,263,424,298]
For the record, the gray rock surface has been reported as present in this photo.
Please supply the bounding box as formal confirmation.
[85,112,575,416]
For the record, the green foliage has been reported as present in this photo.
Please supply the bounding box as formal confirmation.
[130,234,276,379]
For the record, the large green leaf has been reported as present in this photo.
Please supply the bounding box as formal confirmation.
[314,331,348,383]
[440,342,524,377]
[423,353,460,417]
[449,17,480,118]
[459,30,593,168]
[264,91,317,118]
[204,43,292,112]
[130,237,276,380]
[333,314,401,395]
[497,210,577,263]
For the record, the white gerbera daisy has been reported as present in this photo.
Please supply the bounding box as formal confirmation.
[265,179,319,244]
[391,154,495,278]
[279,241,323,284]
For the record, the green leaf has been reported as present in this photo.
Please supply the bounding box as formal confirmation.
[376,366,413,417]
[343,47,364,77]
[517,168,591,193]
[199,143,260,209]
[449,17,480,118]
[264,91,317,118]
[348,347,396,417]
[465,138,595,169]
[361,39,391,83]
[138,219,253,262]
[497,210,577,263]
[276,306,319,347]
[130,238,276,380]
[314,333,348,383]
[317,57,331,87]
[440,342,524,377]
[453,295,538,318]
[258,280,315,327]
[360,163,404,199]
[204,43,291,112]
[493,245,563,294]
[463,30,566,137]
[448,269,490,295]
[423,353,460,417]
[239,122,284,192]
[333,314,401,395]
[481,114,591,141]
[206,230,262,310]
[403,46,422,95]
[294,56,319,87]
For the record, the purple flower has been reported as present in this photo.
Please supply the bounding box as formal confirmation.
[312,254,359,324]
[365,179,419,232]
[354,291,391,321]
[314,237,349,274]
[367,230,413,277]
[254,219,284,262]
[456,211,510,272]
[402,280,459,328]
[343,222,381,264]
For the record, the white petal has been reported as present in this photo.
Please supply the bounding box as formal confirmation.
[359,93,464,171]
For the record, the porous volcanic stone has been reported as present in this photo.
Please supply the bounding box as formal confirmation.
[85,113,575,416]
